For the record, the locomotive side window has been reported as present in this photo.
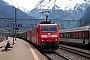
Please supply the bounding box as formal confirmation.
[41,26,57,32]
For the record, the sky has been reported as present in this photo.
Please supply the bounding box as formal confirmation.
[3,0,40,11]
[3,0,90,11]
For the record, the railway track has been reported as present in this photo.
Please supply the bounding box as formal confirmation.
[58,44,90,60]
[42,51,69,60]
[41,49,79,60]
[41,44,90,60]
[28,40,90,60]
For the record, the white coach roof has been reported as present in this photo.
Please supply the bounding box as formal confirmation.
[60,26,90,33]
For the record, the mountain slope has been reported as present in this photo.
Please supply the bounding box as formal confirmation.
[0,0,32,19]
[78,5,90,26]
[0,0,34,31]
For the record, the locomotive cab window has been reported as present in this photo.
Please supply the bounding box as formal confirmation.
[41,26,57,32]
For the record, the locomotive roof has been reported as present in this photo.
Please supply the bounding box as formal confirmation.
[39,24,57,26]
[60,26,90,33]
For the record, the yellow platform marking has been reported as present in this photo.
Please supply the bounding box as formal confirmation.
[25,42,40,60]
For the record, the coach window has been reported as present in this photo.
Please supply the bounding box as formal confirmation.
[64,33,67,38]
[60,34,63,38]
[67,33,69,38]
[84,31,88,39]
[76,32,79,38]
[73,33,75,38]
[79,32,83,38]
[68,33,71,38]
[63,33,65,38]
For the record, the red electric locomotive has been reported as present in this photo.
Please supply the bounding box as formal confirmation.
[27,23,60,51]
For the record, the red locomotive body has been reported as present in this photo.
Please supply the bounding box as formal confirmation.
[28,24,60,50]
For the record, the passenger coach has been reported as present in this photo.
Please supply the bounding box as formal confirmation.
[60,26,90,47]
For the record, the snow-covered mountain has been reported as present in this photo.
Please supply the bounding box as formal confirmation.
[34,0,88,10]
[26,0,90,28]
[27,0,90,20]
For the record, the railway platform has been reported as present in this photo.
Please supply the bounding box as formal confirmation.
[0,37,47,60]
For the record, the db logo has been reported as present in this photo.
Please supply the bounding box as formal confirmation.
[47,33,51,37]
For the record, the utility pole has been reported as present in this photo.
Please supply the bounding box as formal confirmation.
[14,8,17,40]
[12,7,16,45]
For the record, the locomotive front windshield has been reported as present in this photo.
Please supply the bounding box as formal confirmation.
[41,26,57,32]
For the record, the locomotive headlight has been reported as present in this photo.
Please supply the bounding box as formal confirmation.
[42,39,45,41]
[54,39,58,41]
